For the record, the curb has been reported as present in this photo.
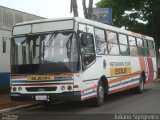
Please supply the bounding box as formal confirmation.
[0,103,40,113]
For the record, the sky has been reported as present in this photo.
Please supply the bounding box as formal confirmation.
[0,0,101,18]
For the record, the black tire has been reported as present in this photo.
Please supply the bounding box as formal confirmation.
[90,81,105,107]
[134,74,145,94]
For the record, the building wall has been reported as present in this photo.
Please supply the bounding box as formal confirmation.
[0,29,11,73]
[0,5,44,30]
[158,55,160,68]
[0,5,44,93]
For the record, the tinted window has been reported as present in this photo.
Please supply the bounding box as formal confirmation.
[144,40,149,56]
[137,38,143,47]
[148,40,155,57]
[148,40,154,49]
[144,40,148,48]
[138,47,145,56]
[137,38,145,56]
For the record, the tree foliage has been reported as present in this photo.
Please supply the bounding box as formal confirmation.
[96,0,160,56]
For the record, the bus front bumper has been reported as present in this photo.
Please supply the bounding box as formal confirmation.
[10,91,81,102]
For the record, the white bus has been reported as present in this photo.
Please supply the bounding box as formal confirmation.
[10,17,157,106]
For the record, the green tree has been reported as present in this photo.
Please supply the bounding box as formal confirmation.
[96,0,160,59]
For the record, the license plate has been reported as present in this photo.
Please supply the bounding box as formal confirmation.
[28,75,54,81]
[35,95,47,101]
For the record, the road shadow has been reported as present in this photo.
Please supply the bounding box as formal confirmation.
[17,87,153,114]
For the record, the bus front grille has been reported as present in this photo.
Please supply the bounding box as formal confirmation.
[26,87,57,92]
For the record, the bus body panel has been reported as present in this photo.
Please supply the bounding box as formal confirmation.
[10,17,157,103]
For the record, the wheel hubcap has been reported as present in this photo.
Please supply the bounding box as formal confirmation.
[99,85,104,102]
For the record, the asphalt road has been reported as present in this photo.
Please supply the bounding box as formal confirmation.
[2,81,160,120]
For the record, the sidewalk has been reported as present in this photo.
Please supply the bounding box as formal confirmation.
[0,93,34,110]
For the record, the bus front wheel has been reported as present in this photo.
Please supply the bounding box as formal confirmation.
[90,81,104,107]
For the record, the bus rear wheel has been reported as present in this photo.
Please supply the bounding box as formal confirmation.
[134,74,144,94]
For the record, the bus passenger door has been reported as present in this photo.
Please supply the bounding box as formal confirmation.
[80,33,96,70]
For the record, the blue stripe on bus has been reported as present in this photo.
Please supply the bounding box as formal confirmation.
[109,77,140,89]
[130,78,140,82]
[11,79,73,83]
[109,83,121,89]
[82,91,96,96]
[122,81,130,85]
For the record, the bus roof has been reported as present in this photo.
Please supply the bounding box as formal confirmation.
[13,17,153,41]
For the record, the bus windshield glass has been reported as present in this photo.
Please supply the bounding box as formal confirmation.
[11,32,79,74]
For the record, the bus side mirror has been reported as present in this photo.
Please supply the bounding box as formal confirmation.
[81,34,88,46]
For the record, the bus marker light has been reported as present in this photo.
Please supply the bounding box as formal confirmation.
[61,86,65,91]
[13,87,17,92]
[73,85,79,88]
[67,86,72,90]
[18,87,22,91]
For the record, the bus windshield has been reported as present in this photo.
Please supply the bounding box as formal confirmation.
[11,32,80,74]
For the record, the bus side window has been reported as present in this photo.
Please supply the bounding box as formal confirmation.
[118,34,130,56]
[148,40,155,57]
[144,39,149,57]
[128,36,137,56]
[95,28,107,54]
[106,31,119,55]
[137,38,145,56]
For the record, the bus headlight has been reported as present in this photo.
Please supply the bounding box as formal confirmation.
[18,87,22,91]
[67,86,72,90]
[13,87,17,92]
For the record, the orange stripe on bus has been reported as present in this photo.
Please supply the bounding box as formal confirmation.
[108,71,141,84]
[54,74,73,78]
[139,57,146,72]
[81,85,96,93]
[11,76,27,79]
